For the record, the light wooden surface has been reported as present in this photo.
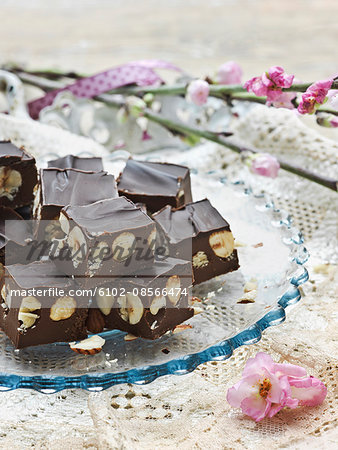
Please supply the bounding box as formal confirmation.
[0,0,337,80]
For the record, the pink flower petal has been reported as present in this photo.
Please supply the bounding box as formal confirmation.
[241,396,270,422]
[289,376,327,406]
[243,352,275,377]
[227,373,261,408]
[244,77,268,97]
[267,373,283,403]
[267,402,284,418]
[266,66,294,88]
[273,362,307,378]
[278,375,299,409]
[298,79,333,114]
[271,91,296,109]
[262,71,274,88]
[266,89,284,102]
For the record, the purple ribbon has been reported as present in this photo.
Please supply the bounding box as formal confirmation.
[28,60,182,119]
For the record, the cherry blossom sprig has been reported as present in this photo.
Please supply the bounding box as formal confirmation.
[244,66,295,106]
[8,63,338,113]
[6,67,338,192]
[227,352,327,422]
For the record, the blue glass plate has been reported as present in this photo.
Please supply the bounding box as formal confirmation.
[0,170,308,393]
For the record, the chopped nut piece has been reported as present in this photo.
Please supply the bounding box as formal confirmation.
[1,284,7,303]
[0,167,22,200]
[86,308,105,334]
[172,323,192,334]
[112,232,136,261]
[59,212,69,234]
[18,311,39,329]
[237,290,257,304]
[70,335,105,355]
[127,294,144,325]
[118,294,144,324]
[96,291,115,316]
[252,242,263,248]
[67,226,87,268]
[193,251,209,268]
[166,275,181,305]
[150,295,166,315]
[50,296,76,321]
[209,230,234,258]
[20,296,41,313]
[124,333,139,342]
[244,281,258,292]
[177,189,184,200]
[193,306,204,315]
[150,320,158,330]
[190,296,202,304]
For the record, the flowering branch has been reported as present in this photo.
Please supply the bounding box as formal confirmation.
[4,69,338,192]
[7,65,338,102]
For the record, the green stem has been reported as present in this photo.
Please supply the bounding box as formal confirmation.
[8,70,338,192]
[140,108,337,192]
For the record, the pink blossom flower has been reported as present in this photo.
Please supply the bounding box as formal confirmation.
[297,79,333,114]
[244,66,294,103]
[217,61,242,85]
[227,353,297,422]
[187,79,210,106]
[250,153,280,178]
[263,66,294,90]
[227,352,327,422]
[244,76,268,97]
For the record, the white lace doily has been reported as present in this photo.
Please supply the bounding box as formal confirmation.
[0,109,337,449]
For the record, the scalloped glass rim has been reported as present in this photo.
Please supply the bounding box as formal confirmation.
[0,175,309,393]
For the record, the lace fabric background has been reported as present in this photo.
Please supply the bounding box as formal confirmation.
[0,108,337,449]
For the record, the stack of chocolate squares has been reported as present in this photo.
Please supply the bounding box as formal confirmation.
[0,143,239,349]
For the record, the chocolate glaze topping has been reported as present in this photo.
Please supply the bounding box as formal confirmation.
[0,206,30,249]
[40,168,118,208]
[5,260,72,289]
[153,198,231,243]
[0,140,34,164]
[48,155,103,172]
[118,159,190,196]
[62,196,153,235]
